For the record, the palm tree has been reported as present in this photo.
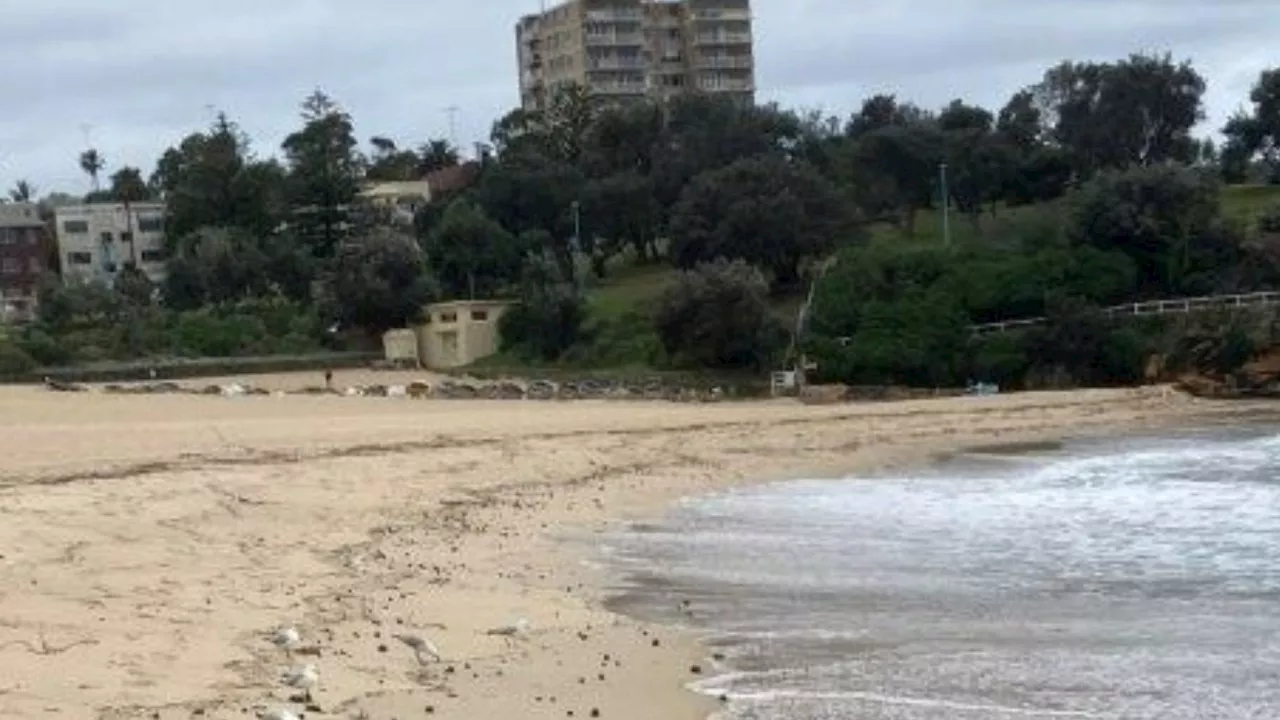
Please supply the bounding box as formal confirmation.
[78,148,105,191]
[417,139,460,175]
[8,180,34,203]
[109,167,149,267]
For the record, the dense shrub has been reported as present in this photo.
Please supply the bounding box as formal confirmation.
[498,251,588,362]
[654,260,784,370]
[0,341,36,375]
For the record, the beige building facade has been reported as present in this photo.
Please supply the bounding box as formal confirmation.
[381,300,511,370]
[516,0,754,111]
[53,202,167,285]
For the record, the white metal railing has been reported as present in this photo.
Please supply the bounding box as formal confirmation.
[968,291,1280,336]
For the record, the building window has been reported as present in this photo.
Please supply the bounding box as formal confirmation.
[471,310,489,321]
[100,231,114,244]
[438,312,457,323]
[140,249,166,263]
[137,217,163,233]
[0,229,12,245]
[1,258,18,274]
[62,220,89,234]
[120,231,134,243]
[103,262,118,273]
[67,251,92,265]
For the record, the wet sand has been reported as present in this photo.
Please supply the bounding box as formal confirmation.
[0,379,1266,719]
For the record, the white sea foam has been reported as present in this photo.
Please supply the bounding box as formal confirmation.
[613,427,1280,719]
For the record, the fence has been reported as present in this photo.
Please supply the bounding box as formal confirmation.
[969,291,1280,336]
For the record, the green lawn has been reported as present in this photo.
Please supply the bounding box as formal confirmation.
[584,264,674,320]
[866,202,1053,250]
[1221,184,1280,225]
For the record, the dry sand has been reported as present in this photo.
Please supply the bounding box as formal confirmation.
[0,378,1270,720]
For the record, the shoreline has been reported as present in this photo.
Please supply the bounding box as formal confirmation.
[0,382,1275,719]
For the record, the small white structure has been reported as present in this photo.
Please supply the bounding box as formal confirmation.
[771,370,797,397]
[382,328,421,366]
[419,300,509,369]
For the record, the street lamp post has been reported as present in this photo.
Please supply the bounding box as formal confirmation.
[939,162,951,247]
[570,201,581,253]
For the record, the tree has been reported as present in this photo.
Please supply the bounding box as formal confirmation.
[654,259,783,369]
[1068,165,1239,297]
[281,90,364,258]
[114,265,155,306]
[937,100,1015,222]
[669,155,849,289]
[79,149,106,191]
[424,200,522,299]
[150,112,288,241]
[497,250,587,362]
[995,89,1043,153]
[652,95,804,212]
[845,94,932,138]
[8,180,35,203]
[475,152,584,277]
[109,166,150,266]
[580,171,661,267]
[1221,68,1280,183]
[418,139,461,175]
[1033,53,1205,176]
[327,228,435,332]
[162,227,271,309]
[843,123,943,235]
[366,136,420,181]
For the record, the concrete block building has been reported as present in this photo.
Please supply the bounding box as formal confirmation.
[516,0,754,111]
[54,202,167,285]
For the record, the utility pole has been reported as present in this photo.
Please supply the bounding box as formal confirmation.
[939,162,952,247]
[570,200,581,253]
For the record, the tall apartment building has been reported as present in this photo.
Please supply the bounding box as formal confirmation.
[516,0,753,111]
[54,202,168,286]
[0,203,49,322]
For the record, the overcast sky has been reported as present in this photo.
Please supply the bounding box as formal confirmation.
[0,0,1275,196]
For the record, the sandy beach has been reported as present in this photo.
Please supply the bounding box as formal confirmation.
[0,375,1269,720]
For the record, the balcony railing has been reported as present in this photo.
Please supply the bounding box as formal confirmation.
[690,8,751,21]
[591,81,647,94]
[586,32,645,45]
[585,9,643,21]
[694,32,752,44]
[695,55,752,69]
[589,57,647,70]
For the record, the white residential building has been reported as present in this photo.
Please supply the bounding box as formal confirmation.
[54,202,167,285]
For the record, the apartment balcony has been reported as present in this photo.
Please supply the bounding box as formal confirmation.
[697,78,754,93]
[694,55,752,69]
[585,8,643,22]
[694,32,752,45]
[586,32,645,46]
[590,79,647,95]
[690,8,751,21]
[588,57,647,70]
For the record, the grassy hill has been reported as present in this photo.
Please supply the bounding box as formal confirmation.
[476,184,1280,374]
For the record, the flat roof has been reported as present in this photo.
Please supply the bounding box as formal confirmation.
[427,299,513,310]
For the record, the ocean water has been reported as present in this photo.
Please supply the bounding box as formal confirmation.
[601,427,1280,719]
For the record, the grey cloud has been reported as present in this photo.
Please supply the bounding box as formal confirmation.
[1,0,1277,194]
